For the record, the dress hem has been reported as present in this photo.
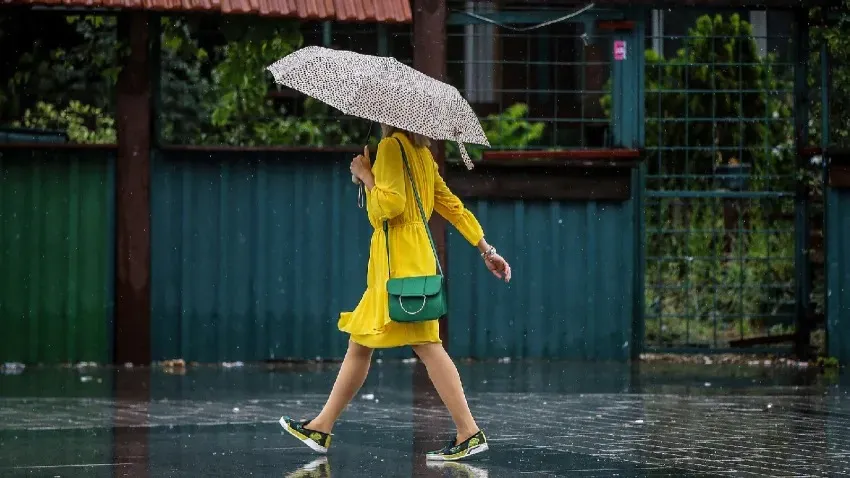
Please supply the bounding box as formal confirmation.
[349,334,442,349]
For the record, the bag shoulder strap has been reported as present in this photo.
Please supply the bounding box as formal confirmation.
[383,136,443,277]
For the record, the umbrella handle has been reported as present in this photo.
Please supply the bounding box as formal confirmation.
[458,142,475,170]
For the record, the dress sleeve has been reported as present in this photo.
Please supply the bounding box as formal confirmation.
[367,138,407,222]
[433,160,485,246]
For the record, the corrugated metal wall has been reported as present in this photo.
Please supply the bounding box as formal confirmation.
[447,199,635,360]
[0,147,115,364]
[827,188,850,363]
[151,150,396,362]
[151,150,637,362]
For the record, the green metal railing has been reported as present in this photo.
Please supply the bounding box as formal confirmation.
[642,11,802,351]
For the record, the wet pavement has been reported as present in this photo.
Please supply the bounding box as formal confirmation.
[0,360,848,477]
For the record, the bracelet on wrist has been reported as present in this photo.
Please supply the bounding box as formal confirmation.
[481,246,497,260]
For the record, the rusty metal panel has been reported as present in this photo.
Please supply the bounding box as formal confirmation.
[150,149,397,362]
[0,147,115,364]
[447,198,636,360]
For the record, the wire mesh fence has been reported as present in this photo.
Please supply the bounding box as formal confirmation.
[445,1,616,156]
[642,10,800,350]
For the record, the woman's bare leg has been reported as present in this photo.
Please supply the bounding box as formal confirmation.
[412,343,479,444]
[307,340,373,433]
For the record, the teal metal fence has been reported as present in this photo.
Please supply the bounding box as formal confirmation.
[448,196,636,360]
[826,187,850,363]
[150,149,641,362]
[0,146,115,364]
[150,149,373,362]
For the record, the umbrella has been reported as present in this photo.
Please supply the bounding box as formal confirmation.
[266,46,488,170]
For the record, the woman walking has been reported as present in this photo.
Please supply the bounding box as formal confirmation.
[280,125,511,462]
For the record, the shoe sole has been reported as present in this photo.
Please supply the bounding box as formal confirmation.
[279,417,328,454]
[425,443,489,461]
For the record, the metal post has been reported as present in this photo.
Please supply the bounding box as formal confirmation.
[413,0,449,345]
[115,12,153,366]
[113,10,154,477]
[610,14,643,148]
[821,40,833,357]
[150,14,161,147]
[377,24,388,56]
[322,22,332,47]
[412,0,447,472]
[630,12,646,360]
[793,12,811,358]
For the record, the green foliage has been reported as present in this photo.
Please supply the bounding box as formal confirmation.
[2,14,373,147]
[1,14,120,138]
[158,17,373,147]
[815,355,839,368]
[158,18,211,144]
[209,20,302,129]
[483,103,546,149]
[809,2,850,147]
[446,103,546,161]
[13,101,116,144]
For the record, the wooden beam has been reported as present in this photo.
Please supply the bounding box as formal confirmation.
[446,162,634,201]
[482,148,641,161]
[730,334,796,348]
[115,12,153,365]
[413,0,448,344]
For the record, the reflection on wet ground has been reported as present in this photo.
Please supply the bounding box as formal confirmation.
[0,360,848,477]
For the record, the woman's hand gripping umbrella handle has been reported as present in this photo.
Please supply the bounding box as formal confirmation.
[350,145,372,208]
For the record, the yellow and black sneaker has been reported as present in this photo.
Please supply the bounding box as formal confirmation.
[425,430,489,461]
[279,416,332,454]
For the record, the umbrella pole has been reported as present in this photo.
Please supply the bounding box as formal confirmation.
[354,122,376,208]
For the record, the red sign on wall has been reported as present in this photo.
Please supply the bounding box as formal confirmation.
[613,41,627,61]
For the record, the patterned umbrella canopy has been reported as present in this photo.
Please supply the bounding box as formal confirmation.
[266,46,488,169]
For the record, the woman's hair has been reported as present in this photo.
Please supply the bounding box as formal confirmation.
[380,124,431,148]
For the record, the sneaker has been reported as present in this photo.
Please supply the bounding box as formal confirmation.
[425,430,489,461]
[279,416,332,453]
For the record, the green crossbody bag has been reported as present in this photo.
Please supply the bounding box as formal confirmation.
[384,137,447,323]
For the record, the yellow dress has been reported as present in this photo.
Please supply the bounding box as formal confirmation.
[338,132,485,348]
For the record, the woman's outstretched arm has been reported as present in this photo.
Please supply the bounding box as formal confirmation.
[433,162,511,282]
[432,161,484,245]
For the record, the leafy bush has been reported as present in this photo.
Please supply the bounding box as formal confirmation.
[446,103,546,162]
[14,100,115,144]
[2,14,373,147]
